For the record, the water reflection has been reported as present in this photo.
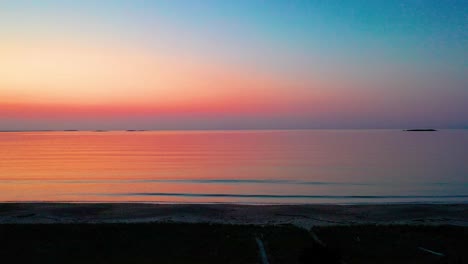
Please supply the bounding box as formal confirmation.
[0,130,467,203]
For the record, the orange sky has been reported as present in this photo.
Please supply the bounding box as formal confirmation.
[0,38,342,120]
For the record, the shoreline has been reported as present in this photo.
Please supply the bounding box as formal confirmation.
[1,203,466,228]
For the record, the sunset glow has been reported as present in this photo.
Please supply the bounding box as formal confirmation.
[1,1,467,130]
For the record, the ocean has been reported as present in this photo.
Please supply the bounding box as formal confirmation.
[0,130,467,204]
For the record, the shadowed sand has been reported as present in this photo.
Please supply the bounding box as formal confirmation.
[1,203,467,263]
[1,203,466,228]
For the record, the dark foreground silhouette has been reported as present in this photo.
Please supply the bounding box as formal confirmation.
[0,224,466,264]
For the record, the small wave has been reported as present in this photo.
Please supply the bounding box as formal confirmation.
[134,179,373,185]
[101,192,468,199]
[2,179,467,187]
[0,179,371,185]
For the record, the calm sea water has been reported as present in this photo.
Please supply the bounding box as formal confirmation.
[0,130,467,204]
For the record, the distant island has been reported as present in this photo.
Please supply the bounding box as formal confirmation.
[404,129,437,132]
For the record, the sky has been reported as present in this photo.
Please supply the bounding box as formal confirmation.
[0,0,467,130]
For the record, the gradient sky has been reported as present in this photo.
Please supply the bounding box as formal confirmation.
[1,0,467,130]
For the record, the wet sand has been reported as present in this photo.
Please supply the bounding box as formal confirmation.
[1,203,466,228]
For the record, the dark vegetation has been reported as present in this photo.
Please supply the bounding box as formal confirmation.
[0,224,465,263]
[315,225,467,264]
[0,224,312,264]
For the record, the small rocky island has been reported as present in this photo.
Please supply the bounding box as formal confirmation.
[404,129,437,132]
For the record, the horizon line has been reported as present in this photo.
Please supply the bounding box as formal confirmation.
[1,128,466,132]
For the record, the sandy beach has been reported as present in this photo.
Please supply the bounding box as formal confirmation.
[1,203,466,228]
[1,203,467,263]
